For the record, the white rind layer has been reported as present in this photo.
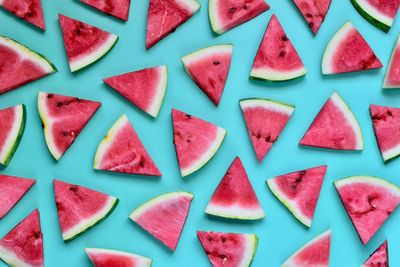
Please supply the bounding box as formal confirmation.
[208,0,224,34]
[181,44,233,66]
[240,98,294,115]
[0,105,24,165]
[383,35,400,89]
[250,66,307,81]
[205,203,265,220]
[85,248,152,267]
[175,0,200,14]
[146,65,168,118]
[0,244,41,267]
[240,234,258,266]
[335,176,400,197]
[353,0,393,28]
[382,143,400,162]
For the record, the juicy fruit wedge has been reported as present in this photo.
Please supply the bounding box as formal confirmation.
[267,165,327,227]
[0,209,44,267]
[206,157,265,220]
[361,240,388,267]
[146,0,200,49]
[94,115,162,176]
[383,35,400,88]
[0,0,46,29]
[240,98,294,162]
[129,192,193,251]
[172,109,226,177]
[197,231,258,267]
[335,176,400,244]
[0,35,56,95]
[80,0,131,21]
[181,44,233,106]
[300,92,363,150]
[0,104,26,166]
[103,65,168,118]
[292,0,332,34]
[250,15,307,82]
[209,0,270,34]
[322,21,383,74]
[54,179,118,242]
[59,14,118,72]
[38,92,101,161]
[85,248,152,267]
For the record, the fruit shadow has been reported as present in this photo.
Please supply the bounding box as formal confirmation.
[72,0,127,24]
[299,145,363,155]
[249,75,306,89]
[320,69,382,81]
[1,10,45,34]
[93,169,162,182]
[205,213,264,225]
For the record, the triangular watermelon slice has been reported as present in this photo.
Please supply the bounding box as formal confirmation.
[145,0,200,49]
[322,21,383,75]
[0,209,44,267]
[250,15,307,82]
[54,179,119,242]
[205,157,265,220]
[85,248,152,267]
[282,230,331,267]
[240,98,294,162]
[0,0,46,30]
[58,14,118,72]
[383,35,400,88]
[300,92,364,151]
[80,0,131,21]
[0,35,56,95]
[94,115,162,176]
[0,174,35,219]
[0,104,26,166]
[103,65,168,118]
[361,240,388,267]
[38,92,101,161]
[172,109,226,177]
[129,192,193,251]
[197,231,258,267]
[208,0,269,35]
[335,176,400,245]
[267,165,327,227]
[181,44,233,106]
[292,0,332,35]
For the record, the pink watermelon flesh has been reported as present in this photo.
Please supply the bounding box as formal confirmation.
[384,38,400,87]
[0,174,35,219]
[362,240,388,267]
[80,0,131,21]
[1,0,45,29]
[0,209,43,267]
[365,0,399,18]
[293,0,331,34]
[86,249,150,267]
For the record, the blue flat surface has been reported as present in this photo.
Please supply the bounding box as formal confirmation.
[1,0,400,266]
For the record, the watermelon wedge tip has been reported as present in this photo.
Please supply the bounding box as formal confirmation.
[85,248,152,267]
[292,0,332,35]
[0,0,46,30]
[361,240,388,267]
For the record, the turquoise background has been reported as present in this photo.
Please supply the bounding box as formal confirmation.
[1,0,400,266]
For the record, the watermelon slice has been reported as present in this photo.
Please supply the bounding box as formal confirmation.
[172,109,226,177]
[240,98,294,162]
[54,179,118,242]
[0,209,43,267]
[208,0,270,34]
[0,35,56,95]
[383,35,400,88]
[267,165,327,227]
[197,231,258,267]
[300,92,364,151]
[250,15,307,82]
[335,176,400,244]
[292,0,332,34]
[205,157,265,220]
[103,65,168,118]
[85,248,152,267]
[80,0,131,21]
[322,21,383,75]
[0,0,45,30]
[0,104,26,166]
[94,115,162,176]
[361,240,388,267]
[282,230,331,267]
[145,0,200,49]
[58,14,118,72]
[181,44,233,106]
[129,192,193,251]
[38,92,101,161]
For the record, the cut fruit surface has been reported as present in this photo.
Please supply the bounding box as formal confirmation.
[361,240,388,267]
[94,115,162,176]
[292,0,332,34]
[300,92,363,150]
[58,14,118,72]
[335,176,400,244]
[250,15,307,81]
[103,65,167,118]
[205,157,265,220]
[129,192,193,251]
[240,98,294,161]
[181,44,232,106]
[197,231,258,267]
[172,109,226,177]
[85,248,152,267]
[383,35,400,88]
[322,21,382,74]
[54,179,118,242]
[0,0,45,29]
[267,165,327,227]
[80,0,131,21]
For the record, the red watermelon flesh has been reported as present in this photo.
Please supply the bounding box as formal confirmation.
[365,0,399,18]
[383,35,400,88]
[0,0,45,30]
[146,0,200,49]
[0,174,35,219]
[85,248,152,267]
[80,0,131,21]
[0,209,43,267]
[362,240,388,267]
[292,0,332,34]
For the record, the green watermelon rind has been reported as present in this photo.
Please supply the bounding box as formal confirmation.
[249,66,307,82]
[382,34,400,89]
[85,248,153,267]
[350,0,392,32]
[205,201,265,220]
[239,98,295,112]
